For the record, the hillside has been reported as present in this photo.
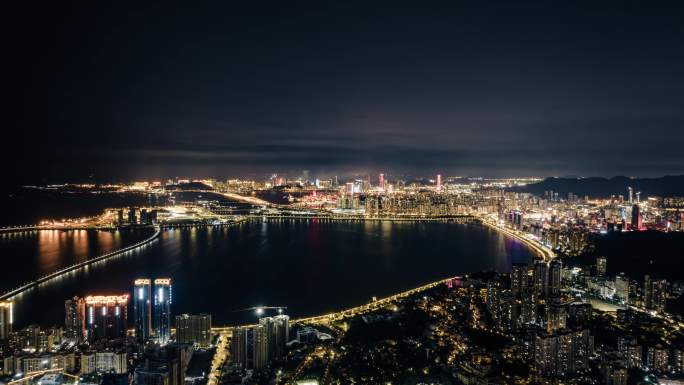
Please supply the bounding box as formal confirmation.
[510,175,684,198]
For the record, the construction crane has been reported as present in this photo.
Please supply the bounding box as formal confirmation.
[233,306,288,316]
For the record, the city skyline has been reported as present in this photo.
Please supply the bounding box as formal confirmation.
[3,1,684,384]
[1,175,684,384]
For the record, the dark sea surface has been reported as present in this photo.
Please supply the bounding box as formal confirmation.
[2,219,535,328]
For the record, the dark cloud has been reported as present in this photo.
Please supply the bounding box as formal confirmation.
[6,1,684,183]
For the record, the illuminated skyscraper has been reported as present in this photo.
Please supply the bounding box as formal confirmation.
[549,259,562,298]
[379,173,385,190]
[134,279,152,342]
[153,278,172,344]
[511,263,530,294]
[436,174,442,191]
[176,313,212,347]
[533,260,548,296]
[128,207,137,224]
[85,295,129,341]
[0,301,13,340]
[272,315,290,360]
[346,182,354,197]
[231,327,250,369]
[596,256,607,277]
[230,325,268,370]
[615,273,629,304]
[544,302,567,333]
[519,288,537,326]
[258,315,290,362]
[253,324,269,370]
[644,275,667,313]
[64,297,86,342]
[534,329,593,377]
[631,204,642,230]
[231,314,290,370]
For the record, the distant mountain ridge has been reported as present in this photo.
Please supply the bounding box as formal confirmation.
[509,175,684,198]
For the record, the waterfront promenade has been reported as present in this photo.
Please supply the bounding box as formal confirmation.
[478,217,555,262]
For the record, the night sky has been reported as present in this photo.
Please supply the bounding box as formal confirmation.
[6,1,684,183]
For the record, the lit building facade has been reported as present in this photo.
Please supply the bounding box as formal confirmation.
[631,204,642,230]
[230,314,290,371]
[153,279,172,344]
[175,313,212,347]
[80,351,127,374]
[510,263,530,294]
[231,327,250,369]
[533,260,548,296]
[615,274,629,304]
[0,301,13,340]
[64,297,85,342]
[85,295,129,341]
[644,275,667,313]
[258,315,290,361]
[534,329,593,378]
[548,259,562,298]
[252,324,269,371]
[134,279,152,342]
[596,256,607,277]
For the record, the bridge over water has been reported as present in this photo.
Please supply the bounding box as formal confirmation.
[0,226,162,301]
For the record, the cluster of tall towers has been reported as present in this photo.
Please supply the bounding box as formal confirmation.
[62,278,172,344]
[231,315,290,371]
[65,295,129,342]
[134,278,172,344]
[512,260,562,298]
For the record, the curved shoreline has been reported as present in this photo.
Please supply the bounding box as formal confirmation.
[0,226,161,301]
[478,218,555,261]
